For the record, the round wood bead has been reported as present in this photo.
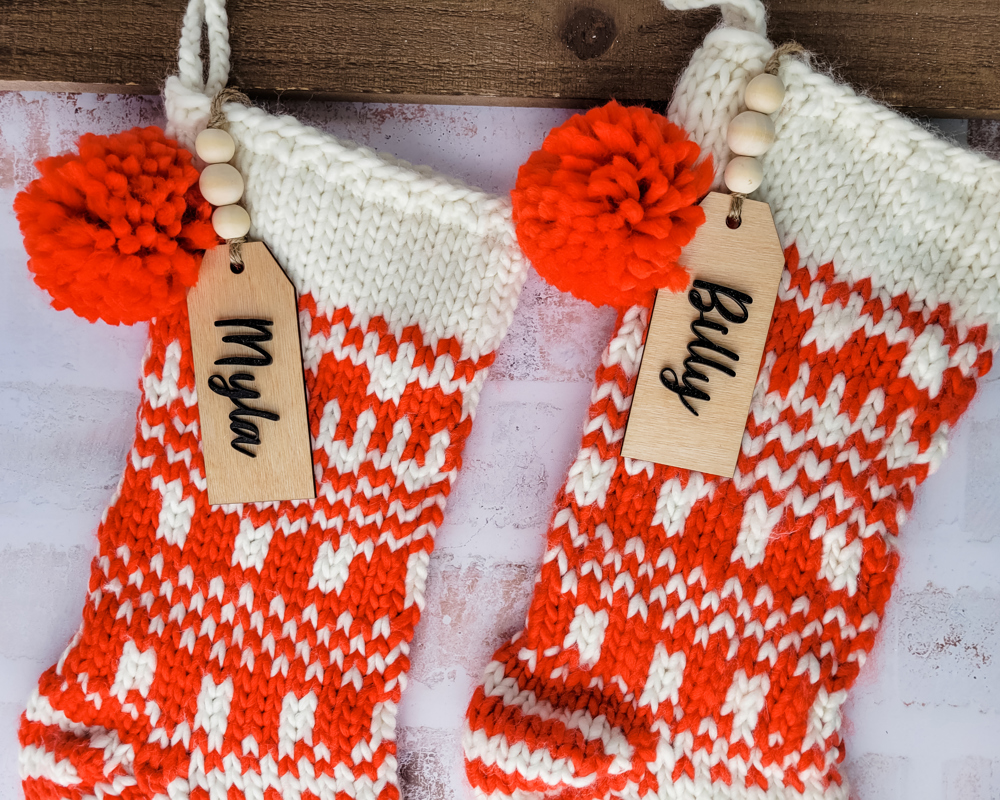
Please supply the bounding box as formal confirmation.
[744,73,785,114]
[195,128,236,164]
[199,163,244,206]
[212,204,251,239]
[724,156,764,194]
[726,110,776,157]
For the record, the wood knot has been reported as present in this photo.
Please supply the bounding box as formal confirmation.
[560,6,617,61]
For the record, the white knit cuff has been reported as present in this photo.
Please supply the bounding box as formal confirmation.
[163,0,528,363]
[221,104,527,361]
[168,100,527,363]
[669,25,1000,336]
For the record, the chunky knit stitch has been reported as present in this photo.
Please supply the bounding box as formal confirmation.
[17,2,528,799]
[463,2,1000,799]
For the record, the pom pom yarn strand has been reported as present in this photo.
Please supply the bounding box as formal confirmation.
[511,100,713,309]
[14,126,219,326]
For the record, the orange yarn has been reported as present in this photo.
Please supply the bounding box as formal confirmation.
[463,245,996,798]
[512,100,713,308]
[17,296,498,800]
[14,126,218,326]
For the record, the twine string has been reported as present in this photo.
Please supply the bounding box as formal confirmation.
[764,41,805,76]
[726,193,745,229]
[208,87,251,131]
[727,42,805,227]
[205,87,253,267]
[227,235,248,270]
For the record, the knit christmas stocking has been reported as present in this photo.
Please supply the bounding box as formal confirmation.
[16,2,527,799]
[463,1,1000,799]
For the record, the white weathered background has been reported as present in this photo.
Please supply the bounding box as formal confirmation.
[0,93,998,800]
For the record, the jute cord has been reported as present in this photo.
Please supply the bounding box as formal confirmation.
[728,42,805,227]
[208,87,251,131]
[206,87,252,266]
[764,42,806,76]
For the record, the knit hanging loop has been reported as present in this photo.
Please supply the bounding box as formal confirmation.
[176,0,231,97]
[165,0,234,150]
[659,0,767,37]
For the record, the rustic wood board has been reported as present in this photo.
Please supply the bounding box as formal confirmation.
[1,1,998,117]
[621,193,785,478]
[187,243,316,505]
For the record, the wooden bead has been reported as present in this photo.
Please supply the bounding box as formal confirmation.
[199,163,244,206]
[212,204,251,239]
[744,73,785,114]
[726,111,775,157]
[724,156,764,194]
[195,128,236,164]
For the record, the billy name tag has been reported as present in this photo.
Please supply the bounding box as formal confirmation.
[621,192,785,478]
[187,242,316,505]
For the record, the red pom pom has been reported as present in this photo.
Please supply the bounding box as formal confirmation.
[14,126,220,326]
[512,100,714,308]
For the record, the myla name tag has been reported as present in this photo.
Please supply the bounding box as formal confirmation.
[187,242,316,505]
[621,192,785,478]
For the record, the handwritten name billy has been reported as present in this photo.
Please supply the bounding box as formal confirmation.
[659,280,753,416]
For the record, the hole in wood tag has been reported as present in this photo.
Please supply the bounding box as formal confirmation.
[621,192,785,478]
[187,242,316,505]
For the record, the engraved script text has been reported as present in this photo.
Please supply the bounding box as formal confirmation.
[209,319,281,457]
[660,281,753,416]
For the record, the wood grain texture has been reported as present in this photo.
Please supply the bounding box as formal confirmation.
[187,243,316,505]
[621,193,784,478]
[1,0,998,117]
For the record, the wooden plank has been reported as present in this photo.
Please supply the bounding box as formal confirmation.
[1,1,999,117]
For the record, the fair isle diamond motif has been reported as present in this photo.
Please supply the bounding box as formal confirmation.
[19,285,524,800]
[18,0,528,795]
[463,0,1000,795]
[463,248,993,800]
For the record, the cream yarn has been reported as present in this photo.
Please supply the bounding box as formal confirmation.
[665,0,1000,336]
[17,4,529,800]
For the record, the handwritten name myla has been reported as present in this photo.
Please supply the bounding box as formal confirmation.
[208,319,280,456]
[660,280,753,416]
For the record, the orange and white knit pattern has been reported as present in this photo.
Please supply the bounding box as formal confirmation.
[464,250,991,800]
[17,2,528,798]
[463,1,1000,799]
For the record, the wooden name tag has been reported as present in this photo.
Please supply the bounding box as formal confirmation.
[187,243,316,505]
[621,192,785,478]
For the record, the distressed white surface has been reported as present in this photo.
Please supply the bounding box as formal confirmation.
[0,94,997,800]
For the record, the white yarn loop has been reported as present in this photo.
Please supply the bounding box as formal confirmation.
[176,0,231,97]
[660,0,768,37]
[166,0,232,150]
